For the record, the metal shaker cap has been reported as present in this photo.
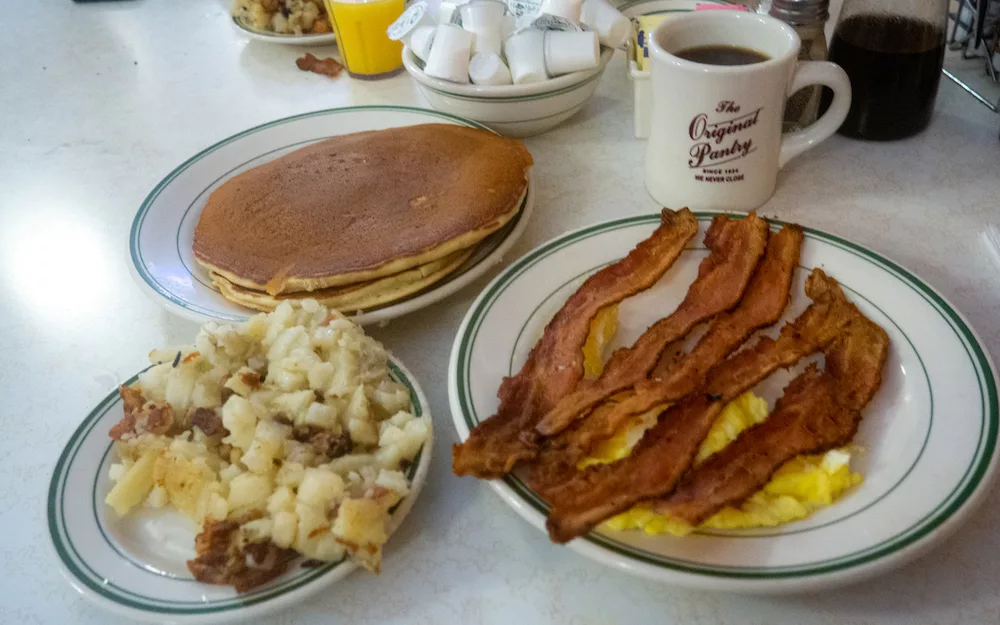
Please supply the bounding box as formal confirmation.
[768,0,830,25]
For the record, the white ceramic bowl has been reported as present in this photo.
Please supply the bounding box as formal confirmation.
[403,46,615,137]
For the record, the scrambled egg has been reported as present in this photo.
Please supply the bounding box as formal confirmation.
[583,305,619,379]
[578,305,863,536]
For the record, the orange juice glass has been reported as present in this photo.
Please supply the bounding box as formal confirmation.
[325,0,405,79]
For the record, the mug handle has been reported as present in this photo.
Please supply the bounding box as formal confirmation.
[778,61,852,168]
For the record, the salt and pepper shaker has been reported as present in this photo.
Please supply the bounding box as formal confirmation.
[768,0,830,132]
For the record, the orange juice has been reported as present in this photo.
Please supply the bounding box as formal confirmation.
[325,0,405,79]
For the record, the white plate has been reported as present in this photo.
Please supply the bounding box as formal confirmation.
[448,213,1000,593]
[49,357,432,623]
[129,106,535,326]
[231,15,337,46]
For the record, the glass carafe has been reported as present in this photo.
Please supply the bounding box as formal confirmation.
[825,0,948,140]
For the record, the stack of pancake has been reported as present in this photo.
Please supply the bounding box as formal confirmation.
[193,124,533,313]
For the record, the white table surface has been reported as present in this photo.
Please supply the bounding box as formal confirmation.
[3,1,1000,623]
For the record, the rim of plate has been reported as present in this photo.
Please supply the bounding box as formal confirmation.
[48,356,433,623]
[128,105,535,326]
[620,0,723,16]
[231,15,337,45]
[447,211,1000,591]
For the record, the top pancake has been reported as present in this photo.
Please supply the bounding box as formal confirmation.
[193,123,533,294]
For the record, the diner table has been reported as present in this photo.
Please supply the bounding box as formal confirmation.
[2,1,999,623]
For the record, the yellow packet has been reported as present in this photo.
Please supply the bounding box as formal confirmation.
[635,15,670,71]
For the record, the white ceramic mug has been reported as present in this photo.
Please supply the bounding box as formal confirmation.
[645,11,851,211]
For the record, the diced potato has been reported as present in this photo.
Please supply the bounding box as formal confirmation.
[206,492,228,521]
[327,349,359,397]
[372,382,411,419]
[268,486,295,515]
[227,473,271,511]
[154,453,215,518]
[165,366,197,414]
[311,534,346,561]
[307,361,335,391]
[271,390,314,421]
[378,424,405,447]
[109,463,125,482]
[375,469,410,497]
[326,454,376,474]
[276,462,305,488]
[241,439,277,475]
[219,463,241,483]
[303,402,338,429]
[146,485,168,508]
[269,361,307,391]
[332,498,387,548]
[298,468,345,507]
[349,418,378,446]
[241,518,273,543]
[345,386,370,424]
[294,502,330,554]
[268,326,310,363]
[222,395,257,451]
[256,419,291,445]
[224,366,259,398]
[272,510,298,548]
[105,451,158,517]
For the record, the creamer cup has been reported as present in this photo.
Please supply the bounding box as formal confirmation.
[424,23,473,82]
[469,51,514,84]
[458,0,506,31]
[387,1,437,45]
[543,30,599,75]
[471,28,503,55]
[504,28,548,83]
[538,0,581,22]
[579,0,628,48]
[410,25,437,61]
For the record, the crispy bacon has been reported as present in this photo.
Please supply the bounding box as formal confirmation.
[539,225,803,468]
[655,310,889,525]
[296,53,344,78]
[543,269,860,543]
[451,209,700,478]
[187,513,299,593]
[109,385,175,440]
[535,212,770,437]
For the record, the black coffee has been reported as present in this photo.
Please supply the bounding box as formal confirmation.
[825,14,945,140]
[675,45,769,66]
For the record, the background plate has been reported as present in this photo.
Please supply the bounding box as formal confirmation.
[49,356,432,623]
[129,105,534,326]
[232,15,337,46]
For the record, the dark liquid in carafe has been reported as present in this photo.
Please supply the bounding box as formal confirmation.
[824,14,945,140]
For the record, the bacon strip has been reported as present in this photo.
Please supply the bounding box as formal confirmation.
[547,225,803,464]
[655,311,889,525]
[544,269,859,543]
[452,209,699,478]
[535,213,770,437]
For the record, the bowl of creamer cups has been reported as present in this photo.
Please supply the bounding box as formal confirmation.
[404,42,614,137]
[398,0,624,137]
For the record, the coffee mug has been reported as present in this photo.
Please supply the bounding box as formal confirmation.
[644,11,851,211]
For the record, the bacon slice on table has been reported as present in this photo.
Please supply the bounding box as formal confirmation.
[535,213,770,437]
[654,310,889,525]
[543,269,861,543]
[452,209,700,479]
[543,224,804,468]
[295,53,344,77]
